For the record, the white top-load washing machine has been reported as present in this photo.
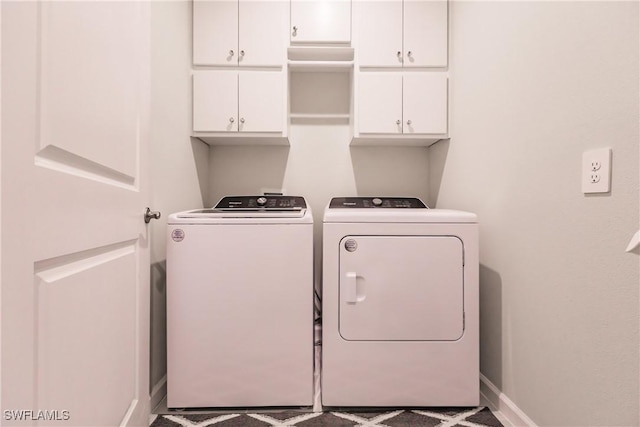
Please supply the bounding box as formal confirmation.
[322,197,478,407]
[167,195,314,408]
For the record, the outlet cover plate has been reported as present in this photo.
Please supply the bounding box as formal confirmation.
[582,148,611,194]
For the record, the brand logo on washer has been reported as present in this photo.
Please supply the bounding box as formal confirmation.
[344,239,358,252]
[171,229,185,242]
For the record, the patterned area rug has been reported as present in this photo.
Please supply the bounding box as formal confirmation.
[150,407,503,427]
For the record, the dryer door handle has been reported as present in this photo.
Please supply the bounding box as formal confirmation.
[345,272,358,303]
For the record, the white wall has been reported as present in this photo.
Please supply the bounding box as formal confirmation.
[431,2,639,425]
[150,0,209,407]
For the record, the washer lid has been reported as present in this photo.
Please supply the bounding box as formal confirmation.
[214,195,307,211]
[168,196,312,223]
[330,197,427,209]
[324,197,476,223]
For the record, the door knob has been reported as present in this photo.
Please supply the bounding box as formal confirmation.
[144,208,161,224]
[292,26,298,36]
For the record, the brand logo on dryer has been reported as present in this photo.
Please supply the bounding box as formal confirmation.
[344,239,358,252]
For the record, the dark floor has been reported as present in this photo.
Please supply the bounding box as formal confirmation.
[150,407,504,427]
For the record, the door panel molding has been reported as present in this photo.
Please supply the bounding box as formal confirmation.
[35,145,137,190]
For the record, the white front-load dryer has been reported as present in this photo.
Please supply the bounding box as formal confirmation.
[322,197,479,407]
[167,195,314,408]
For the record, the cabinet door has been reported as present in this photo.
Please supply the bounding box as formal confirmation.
[193,71,238,132]
[403,73,447,134]
[290,0,351,43]
[357,0,402,67]
[358,73,402,134]
[193,0,238,66]
[239,0,287,66]
[238,72,284,132]
[403,0,448,67]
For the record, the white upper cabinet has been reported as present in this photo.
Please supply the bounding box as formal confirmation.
[193,71,239,131]
[358,0,448,67]
[357,73,403,134]
[357,0,403,67]
[357,72,447,136]
[290,0,352,44]
[402,72,447,134]
[403,0,448,67]
[193,71,284,133]
[193,0,287,67]
[238,72,284,132]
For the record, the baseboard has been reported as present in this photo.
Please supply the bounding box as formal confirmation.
[480,373,538,427]
[120,398,151,427]
[150,374,167,412]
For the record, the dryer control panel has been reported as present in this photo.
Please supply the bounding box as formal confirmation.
[214,195,307,211]
[329,197,427,209]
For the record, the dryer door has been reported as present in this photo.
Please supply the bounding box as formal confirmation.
[339,235,464,341]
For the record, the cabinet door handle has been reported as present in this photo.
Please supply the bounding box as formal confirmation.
[229,49,234,56]
[397,51,402,58]
[292,26,298,36]
[240,118,245,124]
[229,117,235,123]
[240,50,245,57]
[407,51,413,58]
[407,120,412,126]
[396,119,401,125]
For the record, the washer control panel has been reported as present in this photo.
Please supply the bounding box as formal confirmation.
[329,197,427,209]
[214,195,307,211]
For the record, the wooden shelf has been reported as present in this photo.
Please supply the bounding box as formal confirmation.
[287,46,354,71]
[288,60,353,72]
[290,113,350,125]
[289,113,349,120]
[287,46,354,61]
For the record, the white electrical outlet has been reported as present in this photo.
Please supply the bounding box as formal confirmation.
[582,148,611,194]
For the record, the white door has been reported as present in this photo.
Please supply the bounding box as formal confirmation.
[193,71,239,132]
[339,236,464,341]
[193,0,238,66]
[290,0,351,43]
[2,2,151,426]
[357,0,402,67]
[239,1,287,67]
[403,0,448,67]
[357,72,402,134]
[403,72,448,134]
[238,71,284,132]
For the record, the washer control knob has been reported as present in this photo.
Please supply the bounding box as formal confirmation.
[256,197,268,206]
[372,197,383,206]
